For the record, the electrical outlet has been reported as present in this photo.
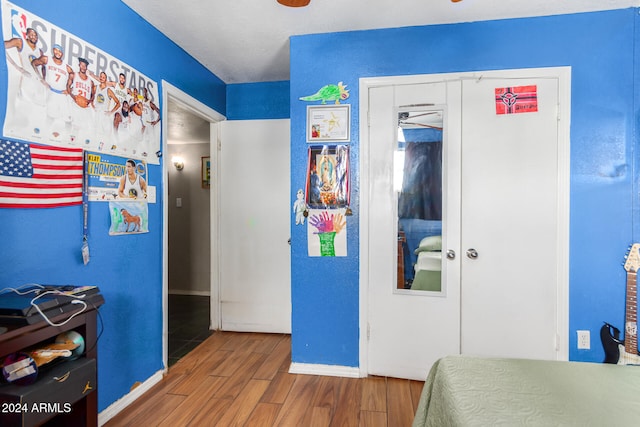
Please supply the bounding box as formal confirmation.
[577,330,590,350]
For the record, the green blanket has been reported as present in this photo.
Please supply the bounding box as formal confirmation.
[413,355,640,426]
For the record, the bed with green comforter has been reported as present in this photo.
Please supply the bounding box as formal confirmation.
[413,355,640,426]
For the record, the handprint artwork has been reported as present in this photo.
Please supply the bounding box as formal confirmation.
[308,209,347,256]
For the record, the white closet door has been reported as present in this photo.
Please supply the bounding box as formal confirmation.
[366,82,462,380]
[363,69,568,380]
[460,77,560,360]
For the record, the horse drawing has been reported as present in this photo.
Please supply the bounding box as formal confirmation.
[120,208,141,232]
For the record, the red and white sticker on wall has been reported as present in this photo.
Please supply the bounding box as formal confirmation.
[495,85,538,115]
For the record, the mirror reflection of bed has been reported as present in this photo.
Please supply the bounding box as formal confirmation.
[399,221,442,291]
[396,109,443,292]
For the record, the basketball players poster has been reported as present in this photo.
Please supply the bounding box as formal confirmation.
[1,1,161,164]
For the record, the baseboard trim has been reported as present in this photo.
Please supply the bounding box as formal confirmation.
[289,362,361,378]
[222,322,291,334]
[98,370,164,426]
[168,289,211,297]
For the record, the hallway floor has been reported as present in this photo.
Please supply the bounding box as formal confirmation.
[168,294,212,367]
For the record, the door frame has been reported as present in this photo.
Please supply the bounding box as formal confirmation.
[359,67,571,377]
[161,81,225,370]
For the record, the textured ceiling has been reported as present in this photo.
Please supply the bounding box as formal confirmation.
[122,0,638,84]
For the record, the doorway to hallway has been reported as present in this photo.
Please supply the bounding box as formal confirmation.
[162,81,225,369]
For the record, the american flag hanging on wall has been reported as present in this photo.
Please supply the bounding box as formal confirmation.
[0,139,83,208]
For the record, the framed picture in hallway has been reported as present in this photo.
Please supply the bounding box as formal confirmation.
[202,156,211,189]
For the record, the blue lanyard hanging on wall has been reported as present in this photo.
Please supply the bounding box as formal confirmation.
[82,151,90,265]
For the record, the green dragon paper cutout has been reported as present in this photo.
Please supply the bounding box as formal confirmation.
[299,82,349,104]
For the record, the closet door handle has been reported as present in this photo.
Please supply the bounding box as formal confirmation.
[446,250,456,260]
[466,248,478,259]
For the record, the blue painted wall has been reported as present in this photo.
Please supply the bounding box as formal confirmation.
[0,0,225,411]
[290,9,638,365]
[227,81,290,120]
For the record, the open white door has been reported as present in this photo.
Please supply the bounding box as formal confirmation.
[219,119,291,333]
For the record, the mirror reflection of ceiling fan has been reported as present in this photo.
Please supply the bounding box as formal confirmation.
[399,111,443,131]
[278,1,462,7]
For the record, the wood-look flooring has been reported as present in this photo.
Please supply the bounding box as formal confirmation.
[104,331,424,427]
